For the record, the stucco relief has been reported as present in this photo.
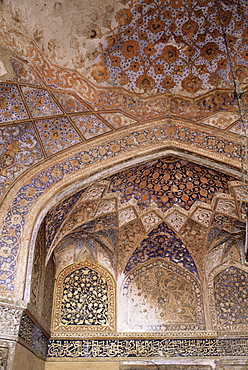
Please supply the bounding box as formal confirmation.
[191,207,212,227]
[0,306,22,339]
[215,199,239,218]
[140,211,162,233]
[165,210,187,232]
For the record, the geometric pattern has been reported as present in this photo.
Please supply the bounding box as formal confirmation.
[0,3,248,363]
[108,158,235,211]
[53,92,89,113]
[21,86,62,118]
[11,58,43,86]
[0,84,29,123]
[100,113,137,129]
[70,114,111,139]
[45,189,86,252]
[92,0,248,95]
[35,117,82,155]
[0,122,44,197]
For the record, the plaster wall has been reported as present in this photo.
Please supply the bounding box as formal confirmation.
[45,361,119,370]
[44,360,248,370]
[12,342,45,370]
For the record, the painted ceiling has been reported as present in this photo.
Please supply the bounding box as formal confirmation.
[1,0,248,96]
[45,157,245,279]
[0,0,248,295]
[0,50,246,199]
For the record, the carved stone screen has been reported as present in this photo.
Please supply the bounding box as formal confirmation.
[52,259,115,335]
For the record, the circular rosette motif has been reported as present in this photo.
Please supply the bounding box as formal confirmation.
[122,40,140,59]
[161,45,179,64]
[88,0,248,96]
[182,20,199,39]
[182,74,202,93]
[200,42,220,62]
[91,63,109,83]
[136,74,155,92]
[161,75,176,90]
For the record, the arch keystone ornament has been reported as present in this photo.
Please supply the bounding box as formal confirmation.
[52,259,116,336]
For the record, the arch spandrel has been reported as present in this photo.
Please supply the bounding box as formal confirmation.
[1,1,248,366]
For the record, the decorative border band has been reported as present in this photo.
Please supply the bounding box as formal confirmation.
[47,338,248,358]
[18,312,48,358]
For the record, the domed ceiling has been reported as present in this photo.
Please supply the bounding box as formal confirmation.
[0,0,247,199]
[1,0,248,96]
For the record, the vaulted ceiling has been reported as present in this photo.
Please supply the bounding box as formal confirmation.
[0,0,248,296]
[2,0,248,96]
[0,0,248,199]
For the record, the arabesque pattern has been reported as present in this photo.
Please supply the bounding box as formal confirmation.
[122,259,204,331]
[214,266,248,329]
[52,260,116,335]
[61,266,108,326]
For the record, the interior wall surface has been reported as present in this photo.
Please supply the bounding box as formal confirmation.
[1,1,248,367]
[45,361,119,370]
[12,342,45,370]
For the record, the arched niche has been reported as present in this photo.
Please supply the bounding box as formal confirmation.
[52,259,116,336]
[119,259,205,332]
[12,147,241,301]
[208,261,248,331]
